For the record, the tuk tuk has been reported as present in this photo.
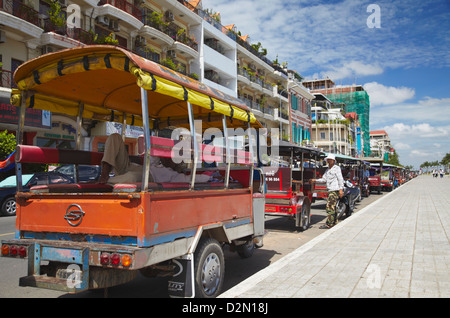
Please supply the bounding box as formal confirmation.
[361,157,383,194]
[1,45,265,298]
[263,141,323,231]
[360,161,371,197]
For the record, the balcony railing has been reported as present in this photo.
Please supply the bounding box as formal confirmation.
[43,19,95,44]
[135,47,160,64]
[237,67,251,81]
[141,8,198,52]
[0,70,17,89]
[0,0,39,27]
[98,0,142,21]
[280,111,289,120]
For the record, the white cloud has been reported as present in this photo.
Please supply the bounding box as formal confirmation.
[394,142,411,150]
[202,0,450,77]
[319,61,384,81]
[363,82,415,106]
[383,123,449,138]
[370,97,450,127]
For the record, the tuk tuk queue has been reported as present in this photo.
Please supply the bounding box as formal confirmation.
[262,143,416,231]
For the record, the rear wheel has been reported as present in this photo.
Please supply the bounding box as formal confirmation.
[336,200,348,220]
[236,240,255,258]
[194,238,224,298]
[1,197,16,216]
[299,204,310,231]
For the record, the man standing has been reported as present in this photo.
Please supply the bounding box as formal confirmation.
[310,154,344,229]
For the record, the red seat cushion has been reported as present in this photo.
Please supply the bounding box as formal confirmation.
[30,183,113,193]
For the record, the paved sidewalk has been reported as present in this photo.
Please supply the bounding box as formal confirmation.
[220,175,450,298]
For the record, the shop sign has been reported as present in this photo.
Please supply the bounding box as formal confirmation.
[0,97,51,129]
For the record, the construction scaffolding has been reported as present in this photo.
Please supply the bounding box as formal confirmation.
[326,90,371,155]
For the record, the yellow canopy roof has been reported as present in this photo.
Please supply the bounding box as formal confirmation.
[12,45,261,130]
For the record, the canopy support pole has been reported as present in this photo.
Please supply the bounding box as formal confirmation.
[74,102,84,183]
[122,112,127,141]
[16,91,28,193]
[222,116,230,189]
[187,102,198,190]
[140,88,151,192]
[248,123,254,190]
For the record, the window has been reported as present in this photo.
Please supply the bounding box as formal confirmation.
[291,94,298,110]
[292,123,297,143]
[320,132,326,140]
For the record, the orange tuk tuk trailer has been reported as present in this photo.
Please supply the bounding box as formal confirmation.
[263,141,323,231]
[1,46,265,298]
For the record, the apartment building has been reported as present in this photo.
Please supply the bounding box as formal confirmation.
[310,93,362,157]
[369,130,392,161]
[303,78,371,156]
[0,0,313,152]
[288,70,314,145]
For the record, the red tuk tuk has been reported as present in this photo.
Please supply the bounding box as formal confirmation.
[263,141,323,231]
[361,157,383,194]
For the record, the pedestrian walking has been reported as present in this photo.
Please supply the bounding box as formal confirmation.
[310,154,344,229]
[440,169,444,178]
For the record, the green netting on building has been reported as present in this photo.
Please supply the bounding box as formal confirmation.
[326,91,371,155]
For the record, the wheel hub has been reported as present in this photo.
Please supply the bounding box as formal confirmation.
[201,253,220,295]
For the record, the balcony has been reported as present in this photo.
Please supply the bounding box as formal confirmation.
[171,29,199,59]
[141,8,198,58]
[1,0,39,26]
[0,0,42,38]
[0,69,17,89]
[237,67,274,97]
[97,0,143,30]
[41,19,95,47]
[237,67,251,85]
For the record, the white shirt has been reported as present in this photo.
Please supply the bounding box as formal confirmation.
[316,164,344,192]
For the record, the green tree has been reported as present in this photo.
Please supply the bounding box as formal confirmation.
[387,149,401,166]
[0,130,16,160]
[441,152,450,166]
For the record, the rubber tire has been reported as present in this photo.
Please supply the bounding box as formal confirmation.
[194,238,225,298]
[236,240,255,259]
[1,197,16,216]
[299,204,310,231]
[336,200,348,220]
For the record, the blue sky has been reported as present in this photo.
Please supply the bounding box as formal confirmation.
[202,0,450,169]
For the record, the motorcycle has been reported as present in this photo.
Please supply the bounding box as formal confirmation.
[336,179,361,220]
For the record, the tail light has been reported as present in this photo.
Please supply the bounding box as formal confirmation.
[110,253,120,265]
[1,244,27,257]
[1,245,9,256]
[9,245,18,256]
[100,252,132,267]
[100,253,110,265]
[18,246,27,257]
[121,254,132,267]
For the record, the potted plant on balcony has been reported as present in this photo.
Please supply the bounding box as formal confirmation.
[93,32,119,45]
[45,0,66,35]
[188,73,199,81]
[145,11,169,31]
